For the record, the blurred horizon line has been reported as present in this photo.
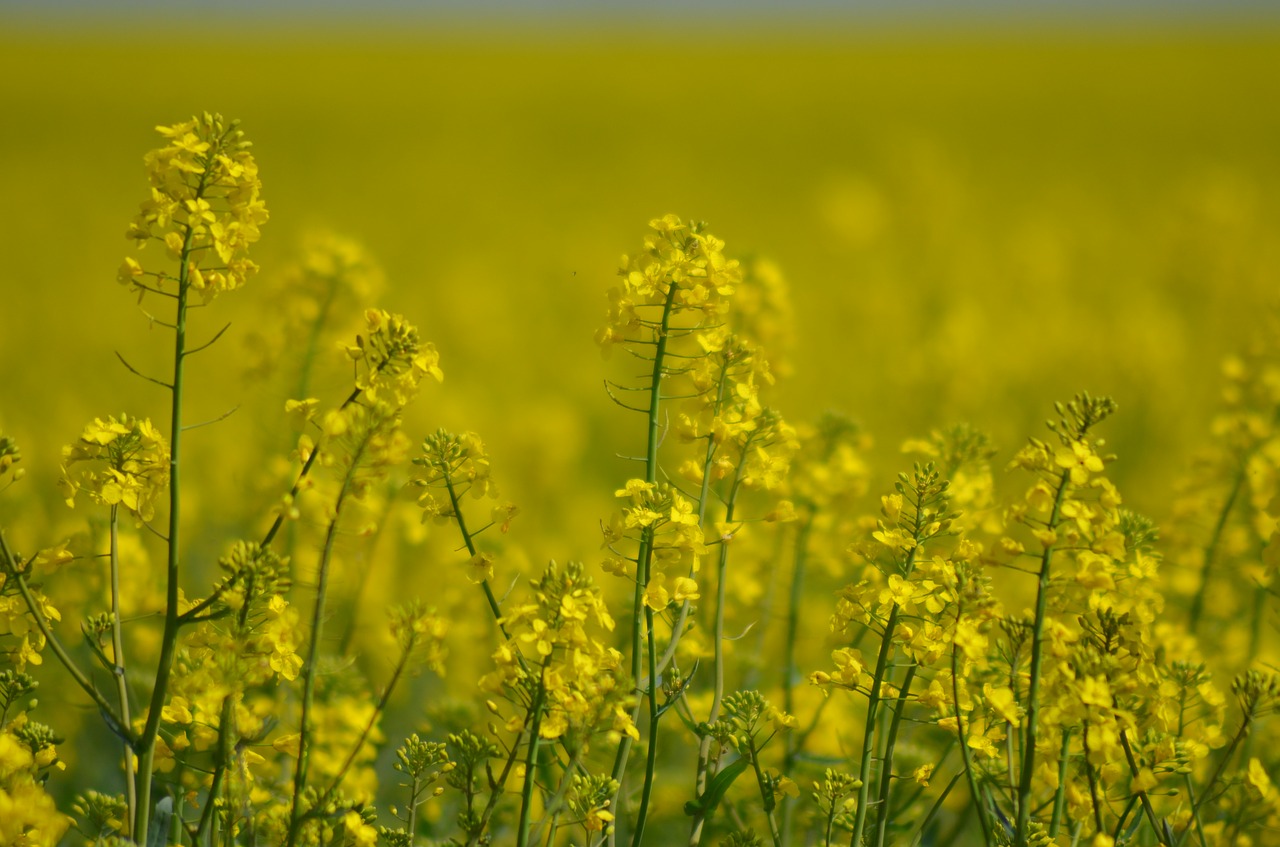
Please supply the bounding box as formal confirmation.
[3,0,1280,38]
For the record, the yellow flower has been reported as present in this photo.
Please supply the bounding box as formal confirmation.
[1247,757,1274,799]
[467,552,496,584]
[1054,440,1104,485]
[982,685,1022,727]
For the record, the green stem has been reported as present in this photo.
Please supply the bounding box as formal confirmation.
[1049,728,1073,838]
[873,664,917,847]
[746,741,784,847]
[310,640,414,817]
[0,532,132,741]
[1174,717,1250,847]
[689,468,748,846]
[135,217,196,843]
[629,604,661,847]
[443,471,512,639]
[951,642,994,847]
[517,681,549,847]
[1080,721,1105,837]
[194,695,235,845]
[1118,730,1168,845]
[608,282,678,844]
[109,505,137,838]
[779,514,814,847]
[849,603,901,847]
[286,441,365,847]
[1188,465,1245,634]
[1015,468,1071,846]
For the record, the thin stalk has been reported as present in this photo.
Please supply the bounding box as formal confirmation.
[779,514,815,847]
[629,600,661,847]
[443,472,511,639]
[530,744,588,847]
[1174,717,1251,847]
[849,603,902,847]
[0,533,132,741]
[907,770,964,847]
[1049,728,1073,838]
[194,695,235,845]
[466,714,532,847]
[135,212,198,843]
[1015,468,1071,846]
[516,682,549,847]
[951,641,995,847]
[608,282,678,845]
[1178,774,1209,847]
[109,505,137,836]
[1118,730,1169,845]
[745,741,784,847]
[873,664,917,847]
[286,440,366,847]
[688,467,749,846]
[1080,722,1105,837]
[1188,466,1245,633]
[309,639,415,817]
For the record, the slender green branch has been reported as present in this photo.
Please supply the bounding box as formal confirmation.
[1118,730,1168,845]
[873,664,917,847]
[286,438,366,847]
[849,602,901,847]
[1015,467,1071,846]
[951,640,994,847]
[1188,465,1245,634]
[443,472,511,639]
[0,532,133,743]
[516,680,549,847]
[1049,727,1073,838]
[135,204,202,843]
[608,281,678,844]
[630,601,661,847]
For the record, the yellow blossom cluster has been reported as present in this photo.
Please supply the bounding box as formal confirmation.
[119,113,267,302]
[483,561,636,746]
[57,414,169,523]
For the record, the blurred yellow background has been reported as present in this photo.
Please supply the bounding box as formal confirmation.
[2,25,1277,551]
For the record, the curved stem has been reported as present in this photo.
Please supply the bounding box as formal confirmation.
[0,532,131,741]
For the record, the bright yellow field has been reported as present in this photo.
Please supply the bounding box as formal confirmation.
[1,22,1279,847]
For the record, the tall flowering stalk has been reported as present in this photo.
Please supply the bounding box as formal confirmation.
[596,215,739,844]
[115,114,266,841]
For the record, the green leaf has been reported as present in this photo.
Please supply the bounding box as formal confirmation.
[683,755,749,819]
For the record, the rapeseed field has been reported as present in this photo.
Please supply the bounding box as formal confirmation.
[1,21,1279,847]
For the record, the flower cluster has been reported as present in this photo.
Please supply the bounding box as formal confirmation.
[595,215,741,355]
[484,561,636,746]
[345,309,443,407]
[120,113,267,302]
[57,414,169,523]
